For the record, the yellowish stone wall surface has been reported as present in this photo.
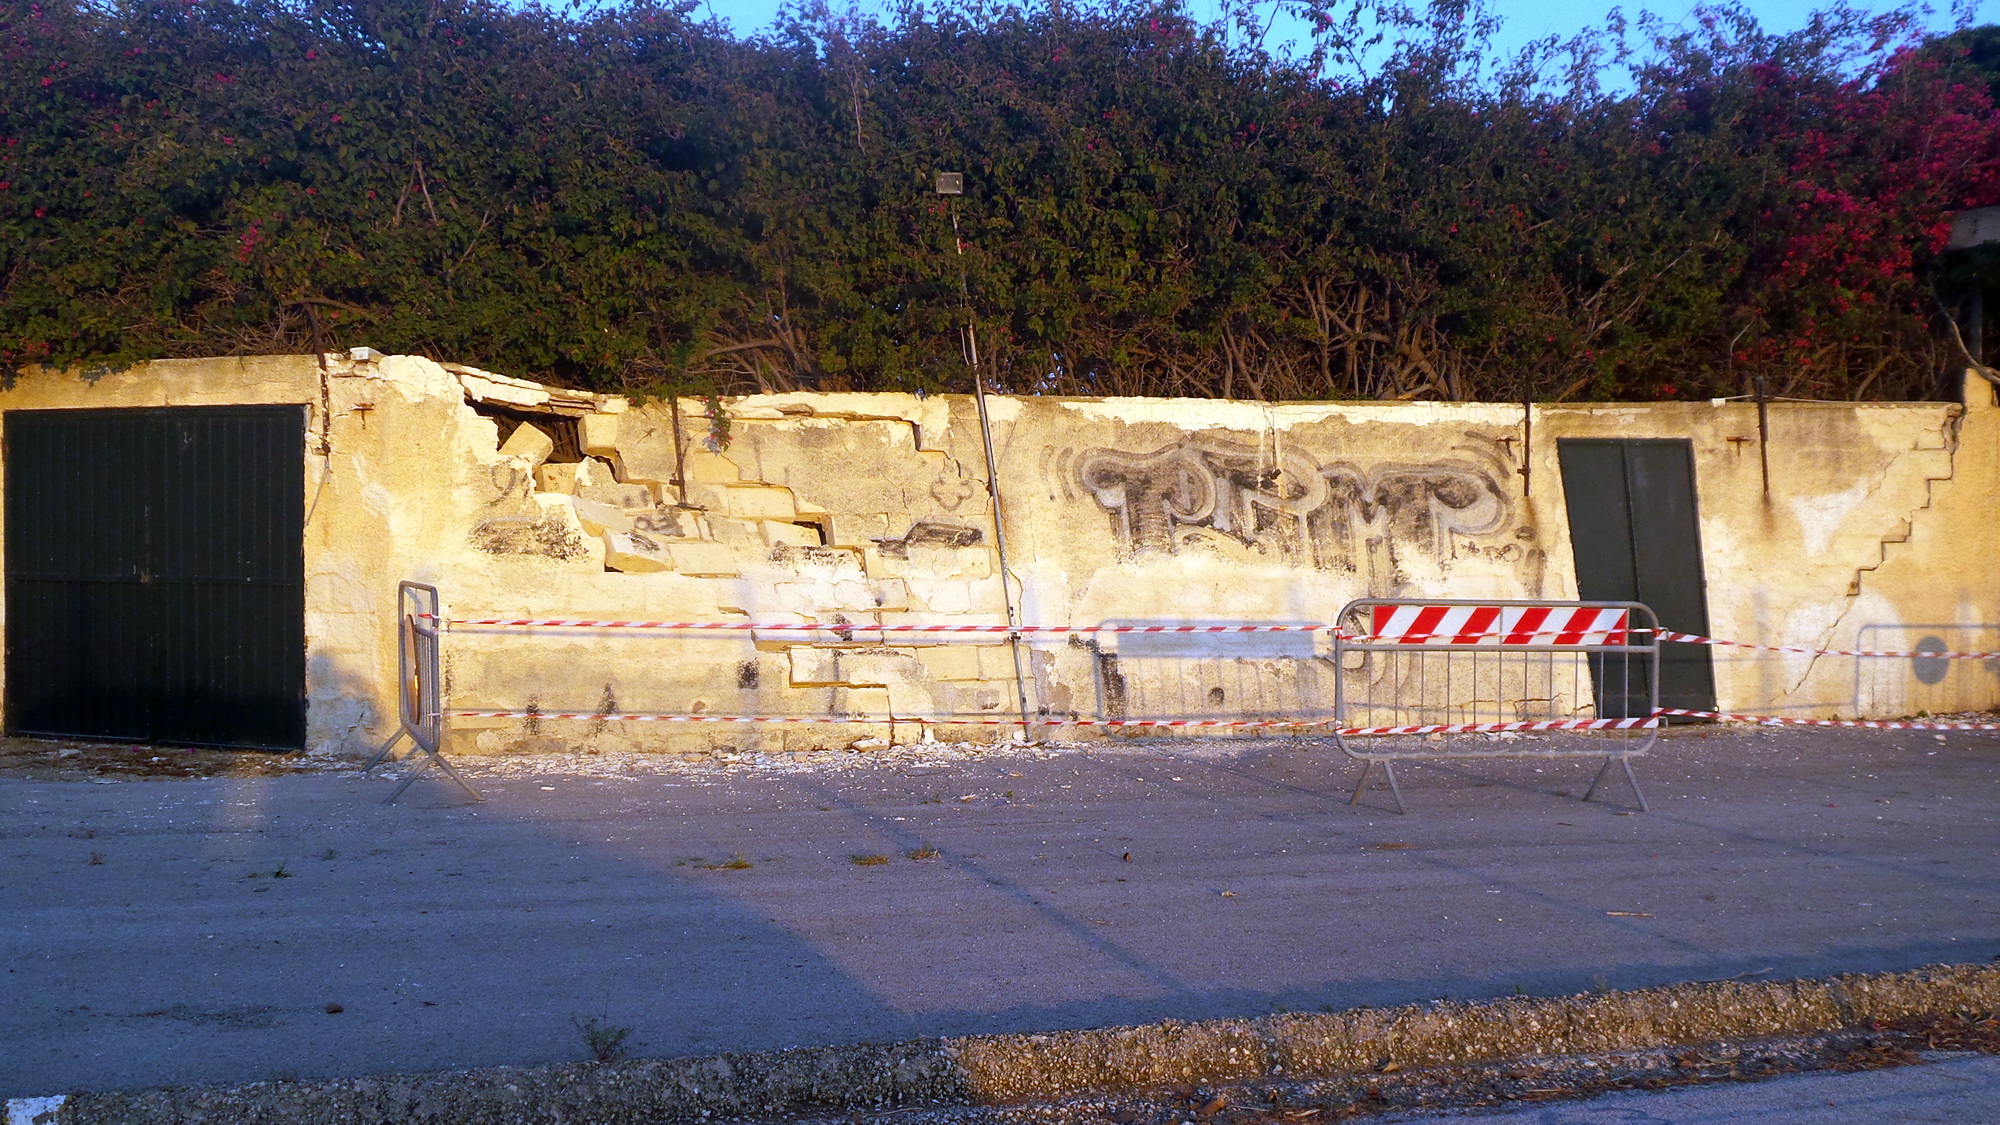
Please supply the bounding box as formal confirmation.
[1,353,1992,756]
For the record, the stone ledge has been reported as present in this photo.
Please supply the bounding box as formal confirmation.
[30,963,2000,1124]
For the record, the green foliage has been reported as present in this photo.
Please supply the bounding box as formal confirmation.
[2,0,1996,400]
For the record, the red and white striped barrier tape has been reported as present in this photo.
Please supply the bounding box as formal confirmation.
[447,711,1657,735]
[1343,629,1653,645]
[457,707,2000,732]
[445,618,1329,634]
[1656,631,2000,661]
[432,616,2000,660]
[1369,604,1630,647]
[1339,717,1658,735]
[448,710,1317,729]
[1657,708,2000,730]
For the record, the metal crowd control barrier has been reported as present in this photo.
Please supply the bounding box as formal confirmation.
[1332,599,1660,814]
[361,582,481,804]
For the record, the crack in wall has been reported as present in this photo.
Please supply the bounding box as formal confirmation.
[1788,411,1965,701]
[1843,412,1962,599]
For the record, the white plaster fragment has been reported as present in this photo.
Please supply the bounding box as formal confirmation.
[8,1095,67,1125]
[603,531,672,573]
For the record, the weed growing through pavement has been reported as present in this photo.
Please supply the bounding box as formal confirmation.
[851,854,890,866]
[574,1015,631,1062]
[272,861,292,879]
[907,843,940,861]
[698,853,753,870]
[322,848,338,861]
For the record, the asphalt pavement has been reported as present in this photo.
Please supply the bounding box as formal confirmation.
[3,724,1996,1099]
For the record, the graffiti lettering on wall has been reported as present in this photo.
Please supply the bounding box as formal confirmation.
[873,518,984,559]
[1065,436,1536,589]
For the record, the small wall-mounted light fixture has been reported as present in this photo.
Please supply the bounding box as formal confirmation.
[935,171,964,195]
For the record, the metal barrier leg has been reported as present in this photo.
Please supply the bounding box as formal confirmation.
[1348,760,1407,815]
[384,745,483,805]
[361,729,409,774]
[426,749,483,803]
[1584,754,1648,813]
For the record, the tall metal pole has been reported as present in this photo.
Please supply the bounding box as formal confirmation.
[947,199,1034,741]
[1754,374,1771,497]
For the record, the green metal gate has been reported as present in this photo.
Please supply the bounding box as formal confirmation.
[1556,438,1717,716]
[4,406,307,749]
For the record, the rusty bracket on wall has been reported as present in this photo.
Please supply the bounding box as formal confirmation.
[1521,400,1532,497]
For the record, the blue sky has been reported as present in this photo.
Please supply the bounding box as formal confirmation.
[686,0,2000,67]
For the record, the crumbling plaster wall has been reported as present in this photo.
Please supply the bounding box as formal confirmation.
[416,360,2000,749]
[0,354,1991,759]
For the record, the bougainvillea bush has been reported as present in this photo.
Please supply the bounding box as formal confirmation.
[3,0,1996,400]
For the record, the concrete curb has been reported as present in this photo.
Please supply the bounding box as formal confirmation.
[15,962,2000,1124]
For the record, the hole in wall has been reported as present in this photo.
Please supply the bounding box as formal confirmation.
[737,661,761,689]
[469,400,584,463]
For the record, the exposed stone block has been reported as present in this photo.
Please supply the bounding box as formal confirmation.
[469,493,596,563]
[827,513,891,546]
[978,644,1023,680]
[706,517,763,546]
[725,487,798,520]
[829,580,878,610]
[767,583,822,615]
[629,505,695,538]
[791,647,938,691]
[682,451,744,484]
[788,647,844,686]
[570,497,633,536]
[924,547,996,580]
[579,413,619,456]
[586,481,658,510]
[830,686,892,718]
[499,421,555,466]
[533,461,583,494]
[917,645,984,682]
[666,540,741,577]
[765,544,866,577]
[603,531,672,573]
[886,680,940,715]
[860,545,994,581]
[907,579,976,614]
[457,369,550,409]
[763,520,822,548]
